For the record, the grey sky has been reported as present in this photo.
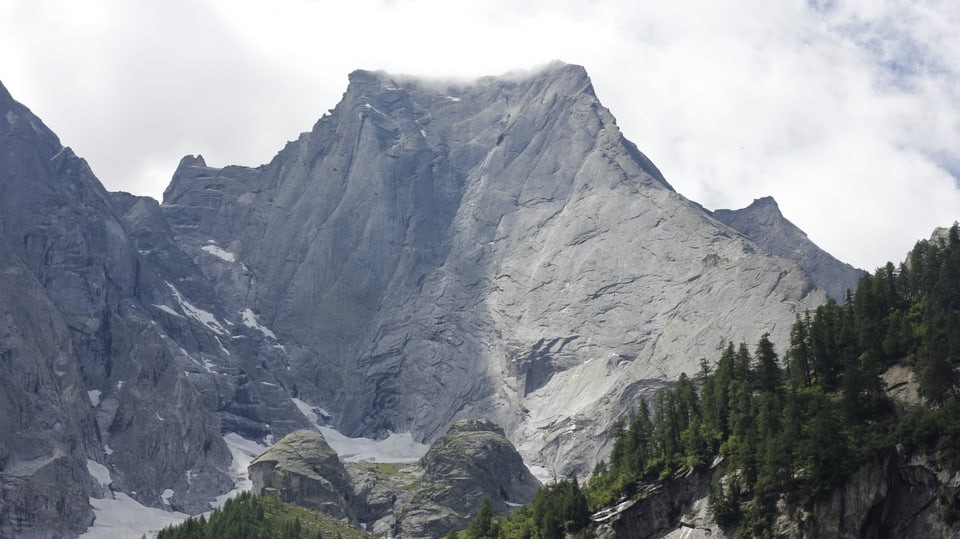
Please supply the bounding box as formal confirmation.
[1,0,958,271]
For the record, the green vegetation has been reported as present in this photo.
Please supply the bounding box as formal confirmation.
[457,481,590,539]
[155,491,369,539]
[465,223,960,537]
[163,225,960,539]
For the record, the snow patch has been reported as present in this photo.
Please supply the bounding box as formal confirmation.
[87,460,112,487]
[87,390,102,407]
[201,356,217,373]
[161,489,174,504]
[214,336,231,356]
[213,433,269,508]
[165,283,227,335]
[200,244,236,262]
[292,398,427,463]
[240,308,276,339]
[445,95,461,102]
[361,103,385,115]
[292,397,324,425]
[319,427,429,464]
[152,304,183,318]
[103,445,114,456]
[80,492,189,539]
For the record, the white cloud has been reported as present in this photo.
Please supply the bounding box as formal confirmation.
[0,0,957,270]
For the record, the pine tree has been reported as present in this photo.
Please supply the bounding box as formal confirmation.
[466,498,493,539]
[754,333,781,395]
[787,313,813,389]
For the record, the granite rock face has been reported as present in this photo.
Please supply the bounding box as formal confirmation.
[0,81,237,536]
[162,63,828,477]
[803,452,960,538]
[0,81,315,537]
[713,196,865,301]
[0,63,853,537]
[594,449,960,539]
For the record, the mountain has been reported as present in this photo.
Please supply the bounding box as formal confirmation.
[162,63,830,476]
[0,81,317,536]
[713,196,865,301]
[0,63,855,537]
[0,80,240,538]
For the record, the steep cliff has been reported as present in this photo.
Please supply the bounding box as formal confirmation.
[713,196,865,301]
[595,450,960,539]
[161,63,828,477]
[0,81,240,537]
[0,63,852,537]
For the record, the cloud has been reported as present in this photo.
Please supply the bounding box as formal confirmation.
[0,0,957,270]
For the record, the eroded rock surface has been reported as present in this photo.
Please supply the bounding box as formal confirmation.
[0,63,852,536]
[162,63,829,477]
[0,80,234,536]
[713,196,865,301]
[249,430,357,522]
[399,419,541,538]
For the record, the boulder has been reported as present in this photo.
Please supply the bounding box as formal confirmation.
[400,419,541,538]
[249,430,357,522]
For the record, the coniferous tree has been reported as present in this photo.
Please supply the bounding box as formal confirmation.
[787,313,813,389]
[754,334,781,395]
[466,498,493,539]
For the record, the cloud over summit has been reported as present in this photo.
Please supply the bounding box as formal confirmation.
[0,0,957,270]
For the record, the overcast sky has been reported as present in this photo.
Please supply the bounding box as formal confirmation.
[1,0,958,271]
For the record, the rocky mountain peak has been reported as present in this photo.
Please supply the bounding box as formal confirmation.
[713,196,865,301]
[0,65,868,537]
[157,64,832,479]
[743,195,781,216]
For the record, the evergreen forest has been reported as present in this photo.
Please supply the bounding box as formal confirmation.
[153,491,368,539]
[464,224,960,537]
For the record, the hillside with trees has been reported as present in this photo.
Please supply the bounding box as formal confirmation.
[159,225,960,538]
[464,224,960,537]
[154,491,370,539]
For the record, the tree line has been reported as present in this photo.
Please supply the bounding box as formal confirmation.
[466,223,960,537]
[155,491,350,539]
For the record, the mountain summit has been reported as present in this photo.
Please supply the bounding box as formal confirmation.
[0,64,851,536]
[713,196,864,301]
[161,62,829,474]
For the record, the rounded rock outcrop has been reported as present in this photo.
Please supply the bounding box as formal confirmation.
[400,419,541,538]
[248,429,357,522]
